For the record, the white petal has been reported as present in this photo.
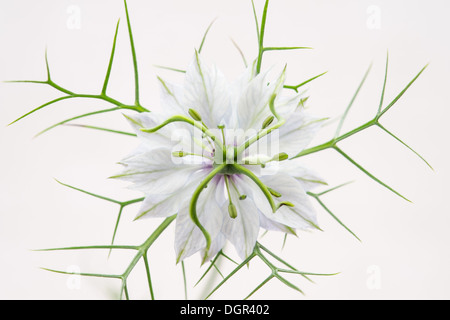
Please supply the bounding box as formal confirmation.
[203,232,226,262]
[227,62,257,129]
[157,76,187,117]
[237,66,286,131]
[241,154,272,165]
[258,212,296,234]
[221,176,260,259]
[136,168,210,219]
[112,147,207,195]
[174,178,224,262]
[184,53,231,128]
[276,89,305,118]
[244,173,318,230]
[122,111,183,153]
[138,193,180,219]
[277,110,326,158]
[282,161,326,191]
[245,109,325,160]
[258,159,327,192]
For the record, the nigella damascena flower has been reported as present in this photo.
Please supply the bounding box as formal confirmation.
[112,52,327,263]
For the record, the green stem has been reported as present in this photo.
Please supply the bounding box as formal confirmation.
[123,0,141,107]
[181,261,188,300]
[236,94,285,155]
[102,19,121,95]
[333,146,411,202]
[256,0,270,74]
[232,164,276,213]
[142,253,155,300]
[292,117,376,159]
[189,164,227,263]
[204,252,257,299]
[141,115,223,151]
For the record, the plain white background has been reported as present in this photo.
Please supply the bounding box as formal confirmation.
[0,0,449,299]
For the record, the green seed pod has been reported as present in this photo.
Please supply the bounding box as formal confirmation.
[262,115,274,129]
[172,151,186,157]
[268,187,282,198]
[272,152,289,162]
[228,203,238,219]
[279,201,294,208]
[188,108,202,121]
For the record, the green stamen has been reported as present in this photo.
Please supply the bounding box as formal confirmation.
[172,150,213,160]
[224,175,237,219]
[218,125,227,162]
[262,115,274,129]
[172,151,187,157]
[271,152,288,162]
[228,176,247,201]
[189,163,227,265]
[268,187,281,198]
[228,203,238,219]
[140,114,223,150]
[277,201,294,209]
[232,164,277,213]
[237,93,286,156]
[188,108,202,121]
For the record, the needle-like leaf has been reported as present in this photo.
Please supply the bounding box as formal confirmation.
[335,63,372,138]
[8,96,75,126]
[377,123,433,170]
[230,37,248,68]
[142,253,155,300]
[377,52,389,114]
[54,179,122,204]
[153,64,186,73]
[41,267,122,279]
[62,123,136,137]
[263,46,312,52]
[334,146,411,202]
[102,19,121,95]
[204,253,256,300]
[34,107,121,137]
[198,18,217,54]
[378,63,428,118]
[34,245,139,251]
[243,275,273,300]
[308,189,361,241]
[123,0,141,107]
[251,0,260,44]
[284,71,327,92]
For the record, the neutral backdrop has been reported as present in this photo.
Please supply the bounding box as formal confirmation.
[0,0,449,300]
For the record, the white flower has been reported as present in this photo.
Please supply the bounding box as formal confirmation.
[113,52,326,263]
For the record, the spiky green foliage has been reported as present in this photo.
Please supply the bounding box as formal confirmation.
[7,0,430,300]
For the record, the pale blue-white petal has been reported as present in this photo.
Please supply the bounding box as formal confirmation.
[135,168,211,219]
[276,111,326,158]
[245,110,326,160]
[174,176,224,262]
[112,147,209,196]
[203,232,226,262]
[157,76,187,117]
[122,111,195,156]
[243,173,318,231]
[258,212,296,234]
[184,52,231,129]
[221,176,260,259]
[236,66,286,132]
[256,159,327,192]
